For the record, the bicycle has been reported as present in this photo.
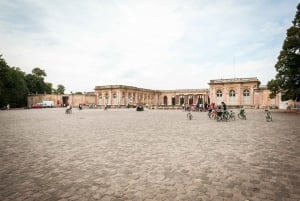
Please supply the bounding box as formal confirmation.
[216,110,227,121]
[215,109,231,122]
[228,110,235,121]
[65,107,72,114]
[238,108,246,120]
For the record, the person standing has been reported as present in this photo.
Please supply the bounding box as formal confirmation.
[221,102,227,111]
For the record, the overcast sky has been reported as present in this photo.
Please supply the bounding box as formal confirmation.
[0,0,298,93]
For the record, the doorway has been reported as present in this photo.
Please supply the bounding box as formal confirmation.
[62,96,69,107]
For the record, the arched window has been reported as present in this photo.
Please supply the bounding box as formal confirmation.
[243,89,250,96]
[216,90,222,104]
[229,90,235,105]
[105,93,109,104]
[113,93,117,105]
[243,89,250,105]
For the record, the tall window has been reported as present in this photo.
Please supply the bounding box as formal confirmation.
[243,89,250,105]
[216,90,222,104]
[229,90,235,105]
[113,93,117,105]
[98,94,102,105]
[105,93,109,104]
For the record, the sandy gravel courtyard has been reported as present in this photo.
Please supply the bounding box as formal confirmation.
[0,108,299,201]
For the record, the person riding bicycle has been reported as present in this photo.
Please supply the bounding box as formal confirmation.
[65,104,72,114]
[187,109,192,120]
[221,102,229,120]
[216,105,223,121]
[265,108,272,122]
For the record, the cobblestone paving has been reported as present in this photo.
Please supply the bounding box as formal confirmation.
[0,108,299,201]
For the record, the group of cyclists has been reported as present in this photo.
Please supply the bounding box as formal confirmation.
[207,102,246,121]
[183,101,246,121]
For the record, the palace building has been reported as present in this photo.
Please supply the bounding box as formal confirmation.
[27,77,280,109]
[94,85,209,107]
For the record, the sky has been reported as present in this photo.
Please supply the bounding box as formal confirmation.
[0,0,298,93]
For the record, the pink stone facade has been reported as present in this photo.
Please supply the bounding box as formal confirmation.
[27,77,280,109]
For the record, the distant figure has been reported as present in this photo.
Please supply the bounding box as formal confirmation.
[265,109,272,122]
[211,102,215,108]
[7,104,10,110]
[65,104,72,114]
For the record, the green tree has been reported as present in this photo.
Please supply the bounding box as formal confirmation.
[267,3,300,101]
[6,67,28,107]
[25,74,44,94]
[0,55,28,107]
[56,84,65,94]
[0,55,10,107]
[32,67,47,77]
[44,82,52,94]
[25,67,49,94]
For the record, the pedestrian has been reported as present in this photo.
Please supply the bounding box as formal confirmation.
[221,101,227,111]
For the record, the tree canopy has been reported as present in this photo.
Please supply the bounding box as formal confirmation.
[53,84,65,94]
[0,55,28,107]
[267,3,300,101]
[0,55,66,108]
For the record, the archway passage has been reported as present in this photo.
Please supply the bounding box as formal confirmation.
[188,96,193,105]
[163,96,168,105]
[62,96,69,106]
[171,97,176,106]
[180,96,184,105]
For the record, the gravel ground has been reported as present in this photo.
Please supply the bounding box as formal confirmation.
[0,108,299,201]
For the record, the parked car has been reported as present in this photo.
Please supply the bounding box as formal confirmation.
[136,105,144,111]
[31,103,44,108]
[42,101,54,108]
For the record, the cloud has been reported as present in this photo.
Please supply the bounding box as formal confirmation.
[0,0,298,92]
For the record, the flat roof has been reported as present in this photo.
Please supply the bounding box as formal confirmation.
[94,85,208,93]
[209,77,260,84]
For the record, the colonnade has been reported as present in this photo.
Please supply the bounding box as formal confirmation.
[94,85,209,107]
[163,94,209,106]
